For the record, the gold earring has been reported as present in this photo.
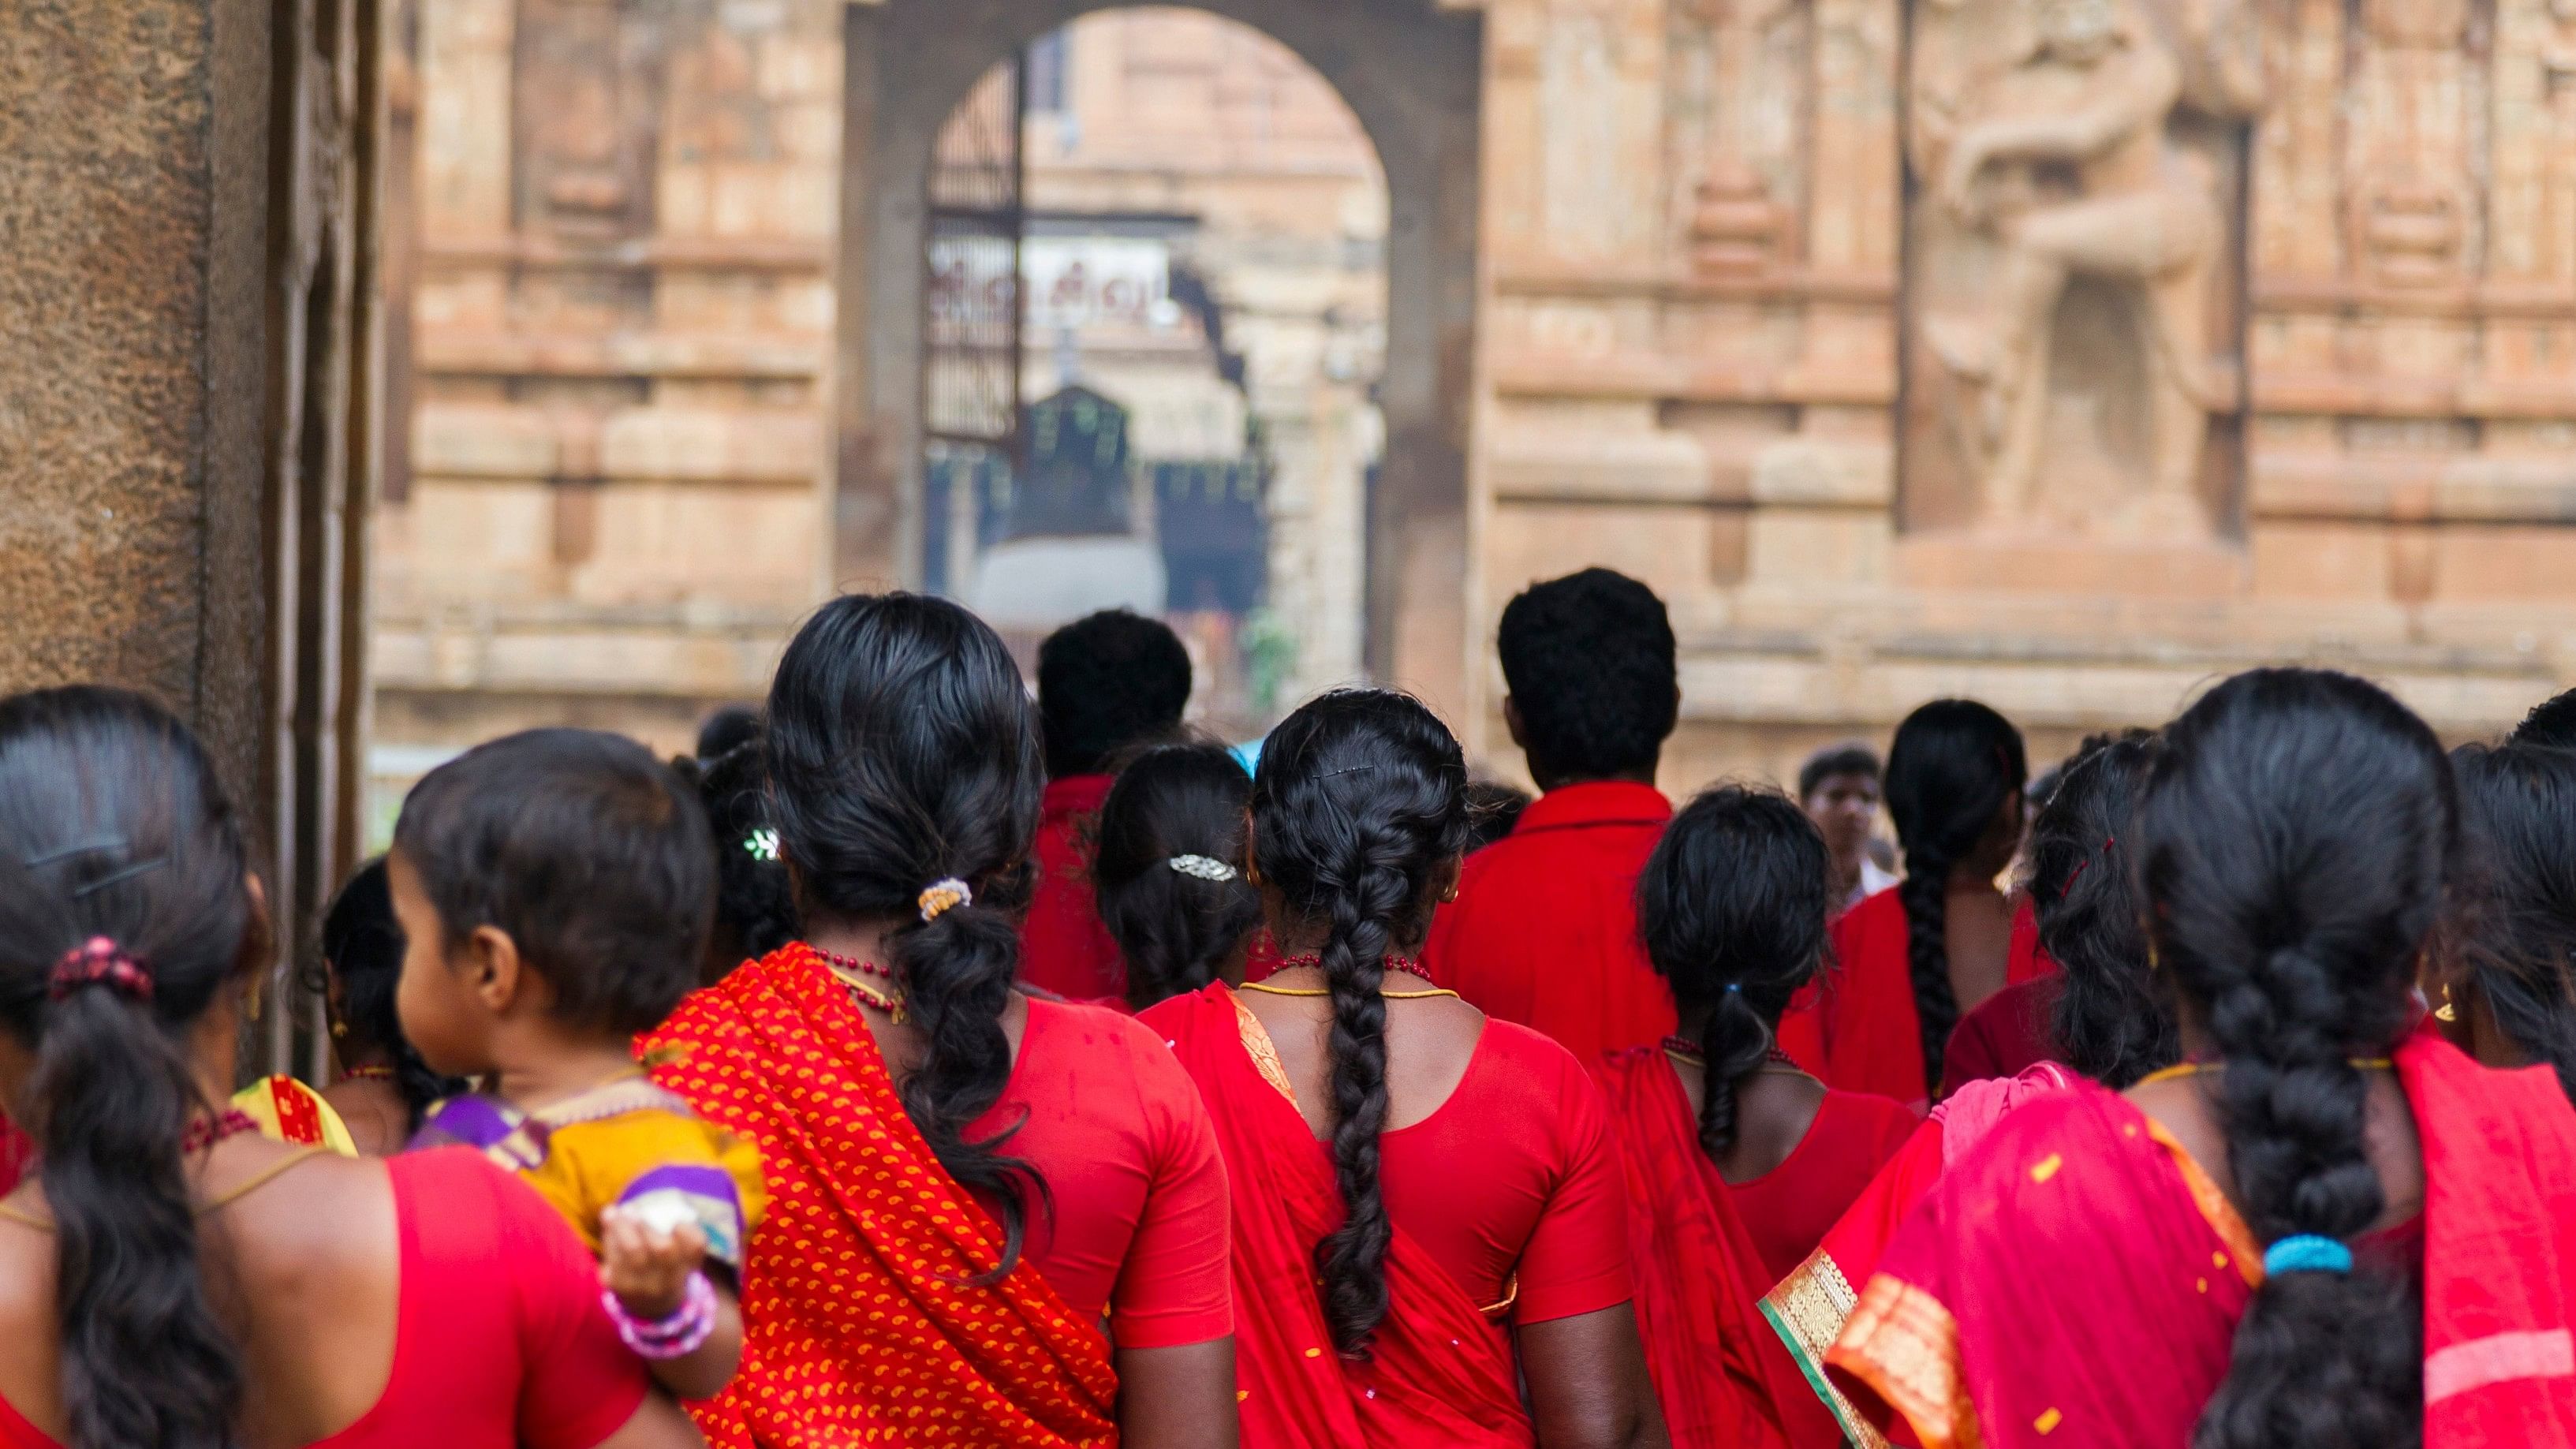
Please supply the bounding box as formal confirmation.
[330,1018,348,1039]
[244,977,264,1023]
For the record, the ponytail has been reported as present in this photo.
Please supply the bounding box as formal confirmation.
[1637,784,1831,1160]
[763,594,1049,1279]
[2136,669,2443,1449]
[32,983,241,1449]
[888,894,1044,1279]
[0,687,263,1449]
[1253,689,1470,1357]
[1884,700,2026,1099]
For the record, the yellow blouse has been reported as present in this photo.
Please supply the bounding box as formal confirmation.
[414,1077,766,1271]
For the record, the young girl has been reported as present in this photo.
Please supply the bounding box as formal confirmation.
[312,858,461,1155]
[393,727,764,1404]
[1795,699,2033,1105]
[1092,740,1264,1010]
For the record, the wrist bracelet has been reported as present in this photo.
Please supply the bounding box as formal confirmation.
[603,1268,718,1359]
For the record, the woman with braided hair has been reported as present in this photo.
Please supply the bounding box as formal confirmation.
[1830,668,2576,1447]
[1594,785,1910,1448]
[644,592,1235,1447]
[1793,700,2037,1107]
[1141,689,1664,1448]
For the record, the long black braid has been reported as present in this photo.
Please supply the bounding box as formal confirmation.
[2138,670,2441,1449]
[1884,700,2026,1099]
[1251,689,1471,1357]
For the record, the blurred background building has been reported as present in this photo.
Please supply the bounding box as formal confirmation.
[371,0,2576,835]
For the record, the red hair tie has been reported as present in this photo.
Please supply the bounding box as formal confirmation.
[49,937,153,1003]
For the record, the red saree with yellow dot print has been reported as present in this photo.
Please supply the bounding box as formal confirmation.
[642,943,1119,1447]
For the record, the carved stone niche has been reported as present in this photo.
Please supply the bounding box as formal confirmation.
[1895,0,2263,573]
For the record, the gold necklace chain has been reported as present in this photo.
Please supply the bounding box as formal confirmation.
[2134,1057,2394,1088]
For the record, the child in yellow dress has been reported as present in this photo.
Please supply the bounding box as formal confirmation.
[388,727,766,1402]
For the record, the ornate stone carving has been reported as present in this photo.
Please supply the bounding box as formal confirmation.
[1902,0,2263,536]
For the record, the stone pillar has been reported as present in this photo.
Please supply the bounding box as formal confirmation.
[0,0,385,1077]
[0,0,278,786]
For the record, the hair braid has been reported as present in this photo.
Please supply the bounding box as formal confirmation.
[1896,861,1961,1100]
[1314,848,1406,1354]
[1252,688,1471,1360]
[1884,699,2026,1100]
[2137,669,2441,1449]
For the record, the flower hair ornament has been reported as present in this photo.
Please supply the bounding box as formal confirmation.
[743,828,781,863]
[50,937,153,1003]
[917,878,973,922]
[1167,854,1239,882]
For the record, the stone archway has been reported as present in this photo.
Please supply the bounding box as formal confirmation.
[831,0,1483,716]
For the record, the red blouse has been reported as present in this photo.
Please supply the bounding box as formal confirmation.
[1021,775,1127,1002]
[1375,1018,1634,1325]
[1787,891,2052,1106]
[1939,975,2067,1098]
[1726,1088,1921,1284]
[973,995,1233,1348]
[0,1149,648,1449]
[1424,782,1678,1063]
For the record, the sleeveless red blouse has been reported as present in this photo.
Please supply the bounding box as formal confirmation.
[0,1148,648,1449]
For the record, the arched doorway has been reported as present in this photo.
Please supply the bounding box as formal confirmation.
[831,0,1482,719]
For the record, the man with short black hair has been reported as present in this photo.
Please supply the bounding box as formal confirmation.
[1024,610,1193,999]
[1425,568,1682,1059]
[1800,742,1895,913]
[2512,688,2576,750]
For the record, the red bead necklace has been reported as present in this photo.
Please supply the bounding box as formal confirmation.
[181,1109,263,1156]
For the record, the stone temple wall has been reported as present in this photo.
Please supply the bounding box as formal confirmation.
[383,0,2576,801]
[1481,0,2576,790]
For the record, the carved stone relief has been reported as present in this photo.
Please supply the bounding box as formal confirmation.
[1900,0,2263,537]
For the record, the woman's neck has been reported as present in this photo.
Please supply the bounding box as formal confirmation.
[805,915,905,968]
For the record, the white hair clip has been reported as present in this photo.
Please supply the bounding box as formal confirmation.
[1167,854,1239,882]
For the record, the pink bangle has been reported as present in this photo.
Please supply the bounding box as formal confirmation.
[603,1269,718,1359]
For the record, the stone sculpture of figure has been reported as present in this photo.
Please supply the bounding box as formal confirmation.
[1917,0,2257,534]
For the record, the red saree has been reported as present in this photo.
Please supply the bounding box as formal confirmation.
[640,943,1119,1447]
[1760,1063,2076,1448]
[1150,982,1533,1448]
[1592,1048,1842,1449]
[1827,1032,2576,1448]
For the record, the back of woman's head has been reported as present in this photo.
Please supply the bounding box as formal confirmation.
[766,592,1046,1273]
[0,687,256,1449]
[1637,784,1831,1159]
[698,732,798,980]
[319,857,461,1132]
[2025,734,2176,1088]
[2138,669,2447,1449]
[1251,689,1470,1356]
[1092,740,1260,1009]
[2443,741,2576,1104]
[1884,698,2027,1098]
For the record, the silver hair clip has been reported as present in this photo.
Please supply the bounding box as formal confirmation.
[1167,854,1239,882]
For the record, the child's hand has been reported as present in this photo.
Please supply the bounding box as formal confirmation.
[600,1204,709,1319]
